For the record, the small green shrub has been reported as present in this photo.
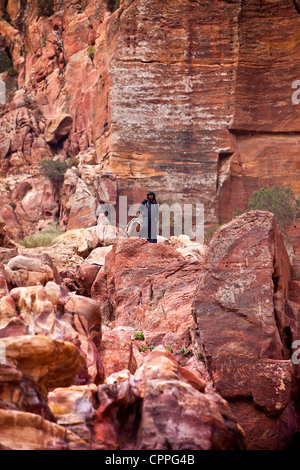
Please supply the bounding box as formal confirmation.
[233,186,300,232]
[133,331,144,341]
[179,343,192,357]
[139,344,148,353]
[196,351,204,361]
[21,222,64,248]
[38,159,68,184]
[87,46,96,61]
[0,51,13,74]
[247,186,299,231]
[164,345,173,354]
[5,67,17,76]
[232,208,243,218]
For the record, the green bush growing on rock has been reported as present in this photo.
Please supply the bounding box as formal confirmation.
[0,51,13,74]
[87,46,96,61]
[21,222,64,248]
[179,343,192,357]
[38,159,69,184]
[234,186,299,232]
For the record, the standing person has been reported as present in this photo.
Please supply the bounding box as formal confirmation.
[138,191,159,243]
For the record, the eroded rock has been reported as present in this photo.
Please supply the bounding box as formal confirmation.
[192,210,298,449]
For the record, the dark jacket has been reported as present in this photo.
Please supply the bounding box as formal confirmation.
[138,192,158,240]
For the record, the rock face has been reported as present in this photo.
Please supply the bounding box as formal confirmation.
[0,0,300,452]
[192,211,300,450]
[0,0,299,260]
[0,211,299,449]
[93,346,246,450]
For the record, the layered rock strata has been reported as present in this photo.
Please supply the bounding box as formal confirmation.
[192,211,300,449]
[0,0,299,259]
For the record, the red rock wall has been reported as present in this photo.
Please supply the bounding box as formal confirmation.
[0,0,299,246]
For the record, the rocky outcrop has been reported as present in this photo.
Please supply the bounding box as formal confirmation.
[0,0,299,451]
[0,211,299,449]
[0,0,299,261]
[0,335,89,449]
[192,211,300,449]
[92,346,246,450]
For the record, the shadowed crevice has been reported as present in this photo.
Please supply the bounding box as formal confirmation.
[292,0,300,16]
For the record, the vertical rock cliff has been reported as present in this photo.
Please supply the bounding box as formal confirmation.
[0,0,299,239]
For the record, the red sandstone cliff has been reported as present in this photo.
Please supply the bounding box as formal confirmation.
[0,0,299,451]
[0,0,299,243]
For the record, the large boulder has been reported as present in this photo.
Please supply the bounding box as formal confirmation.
[0,409,89,450]
[4,253,60,287]
[92,346,246,450]
[96,237,201,333]
[192,210,299,449]
[1,335,86,391]
[0,281,103,385]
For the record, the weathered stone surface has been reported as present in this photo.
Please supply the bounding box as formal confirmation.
[85,245,113,265]
[0,362,54,420]
[2,335,86,391]
[48,383,97,445]
[60,263,101,297]
[19,244,85,271]
[44,114,73,145]
[0,217,16,248]
[100,327,138,378]
[0,282,103,385]
[192,210,298,449]
[59,169,97,231]
[93,346,246,450]
[4,253,59,287]
[101,238,200,332]
[0,409,89,450]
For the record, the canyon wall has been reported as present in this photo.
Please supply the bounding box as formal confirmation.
[0,0,300,450]
[0,0,299,242]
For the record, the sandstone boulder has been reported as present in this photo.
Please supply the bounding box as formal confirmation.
[0,409,89,450]
[85,245,113,265]
[44,114,73,145]
[98,238,202,334]
[0,281,103,385]
[4,253,59,287]
[192,210,298,449]
[48,384,98,442]
[2,335,86,391]
[92,346,246,450]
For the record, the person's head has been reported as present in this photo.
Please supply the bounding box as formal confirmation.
[147,191,156,201]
